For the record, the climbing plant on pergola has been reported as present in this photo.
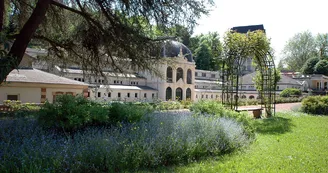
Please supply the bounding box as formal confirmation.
[220,30,278,117]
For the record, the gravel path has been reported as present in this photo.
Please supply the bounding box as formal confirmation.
[239,102,302,112]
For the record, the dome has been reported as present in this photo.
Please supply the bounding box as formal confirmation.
[161,40,194,62]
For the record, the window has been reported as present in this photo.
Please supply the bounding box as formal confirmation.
[118,93,121,98]
[82,79,85,82]
[211,95,213,99]
[136,82,138,85]
[152,93,155,98]
[206,95,208,99]
[276,86,279,90]
[120,81,123,84]
[187,69,192,84]
[195,72,198,76]
[167,66,173,83]
[186,88,191,99]
[211,74,215,78]
[7,95,18,101]
[196,95,198,98]
[78,78,81,81]
[108,92,111,97]
[87,92,90,97]
[95,79,97,83]
[98,92,101,97]
[144,93,147,98]
[74,78,77,80]
[176,68,183,82]
[127,93,130,98]
[202,73,206,77]
[202,95,204,98]
[102,80,104,83]
[135,93,138,98]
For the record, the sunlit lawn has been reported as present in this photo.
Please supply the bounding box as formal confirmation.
[154,112,328,173]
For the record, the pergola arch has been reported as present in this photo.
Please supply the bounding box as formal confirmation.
[220,30,276,117]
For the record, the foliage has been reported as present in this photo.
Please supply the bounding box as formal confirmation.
[189,100,255,136]
[301,56,320,74]
[274,96,303,104]
[0,112,252,172]
[314,59,328,75]
[37,95,153,132]
[190,32,222,71]
[301,95,328,115]
[282,31,318,71]
[280,88,302,97]
[316,33,328,59]
[172,112,328,172]
[0,0,214,83]
[0,100,40,118]
[155,101,183,110]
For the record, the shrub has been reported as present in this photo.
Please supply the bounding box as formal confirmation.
[190,100,254,136]
[0,112,252,172]
[37,95,104,132]
[155,101,183,110]
[1,100,40,118]
[37,95,154,132]
[275,96,303,104]
[280,88,302,97]
[301,95,328,115]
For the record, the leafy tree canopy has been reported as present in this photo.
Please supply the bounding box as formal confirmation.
[314,59,328,75]
[0,0,214,83]
[301,56,320,74]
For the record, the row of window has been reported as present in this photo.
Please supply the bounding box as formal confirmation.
[195,72,216,78]
[166,67,192,84]
[165,87,191,100]
[92,92,155,98]
[74,78,85,82]
[196,94,220,99]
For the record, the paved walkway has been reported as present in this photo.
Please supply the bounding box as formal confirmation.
[239,102,301,112]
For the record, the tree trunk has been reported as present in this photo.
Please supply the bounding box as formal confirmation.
[0,0,52,83]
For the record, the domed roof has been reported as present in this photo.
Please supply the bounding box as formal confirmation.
[161,40,194,62]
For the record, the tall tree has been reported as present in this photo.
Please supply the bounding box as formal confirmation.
[190,32,222,70]
[301,56,320,74]
[194,43,212,70]
[0,0,214,83]
[316,33,328,59]
[282,31,318,71]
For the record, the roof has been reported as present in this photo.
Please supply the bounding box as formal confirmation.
[56,66,144,79]
[240,72,302,85]
[5,68,88,86]
[161,40,193,62]
[231,24,265,33]
[98,85,157,91]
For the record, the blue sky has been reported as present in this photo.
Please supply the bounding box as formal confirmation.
[193,0,328,64]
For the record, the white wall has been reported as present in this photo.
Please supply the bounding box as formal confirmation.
[88,88,158,102]
[46,88,85,103]
[0,87,41,104]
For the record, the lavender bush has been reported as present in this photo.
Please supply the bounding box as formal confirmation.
[0,112,252,172]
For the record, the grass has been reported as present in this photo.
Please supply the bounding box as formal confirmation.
[157,111,328,173]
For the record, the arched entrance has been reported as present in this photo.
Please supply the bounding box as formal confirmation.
[186,88,191,99]
[166,87,172,100]
[176,88,183,100]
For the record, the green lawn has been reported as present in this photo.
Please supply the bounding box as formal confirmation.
[159,112,328,172]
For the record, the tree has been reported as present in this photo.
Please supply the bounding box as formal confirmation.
[301,56,320,74]
[190,32,222,70]
[0,0,214,83]
[282,31,318,71]
[314,59,328,75]
[194,43,212,70]
[316,33,328,59]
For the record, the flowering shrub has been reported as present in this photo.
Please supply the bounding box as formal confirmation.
[190,100,255,136]
[155,101,183,110]
[0,112,251,172]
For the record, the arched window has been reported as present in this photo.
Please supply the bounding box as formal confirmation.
[241,95,246,99]
[249,95,255,99]
[176,88,183,100]
[186,88,191,99]
[166,87,172,100]
[176,68,183,82]
[167,66,173,83]
[187,69,192,84]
